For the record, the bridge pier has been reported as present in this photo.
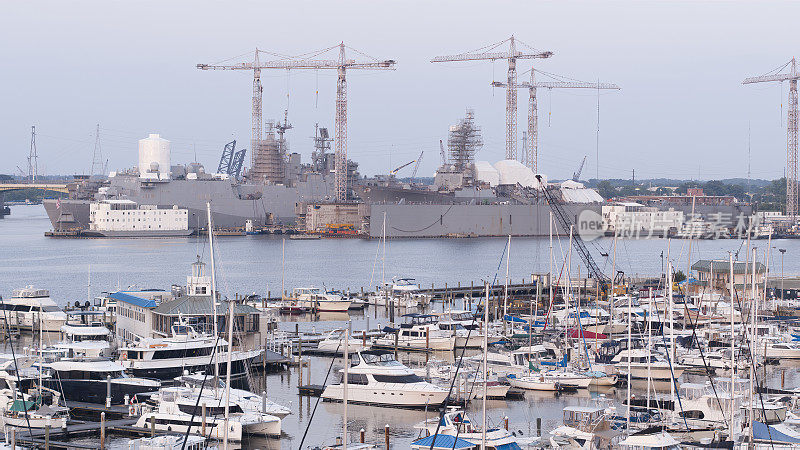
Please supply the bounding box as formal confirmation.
[0,192,5,219]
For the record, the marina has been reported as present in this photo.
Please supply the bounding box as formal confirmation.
[4,2,800,448]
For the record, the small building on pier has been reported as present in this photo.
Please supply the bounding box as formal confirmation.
[689,259,766,297]
[110,258,261,347]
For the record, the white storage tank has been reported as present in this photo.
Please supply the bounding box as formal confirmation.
[138,134,171,180]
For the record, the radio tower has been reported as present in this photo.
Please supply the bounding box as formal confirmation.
[90,124,103,176]
[744,58,800,218]
[27,125,38,183]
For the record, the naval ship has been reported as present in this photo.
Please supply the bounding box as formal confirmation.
[44,127,346,232]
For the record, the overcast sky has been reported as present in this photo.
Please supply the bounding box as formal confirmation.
[1,0,798,181]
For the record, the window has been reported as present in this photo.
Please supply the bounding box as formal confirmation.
[372,374,423,383]
[346,373,368,385]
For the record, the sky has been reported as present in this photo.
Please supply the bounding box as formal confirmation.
[1,0,798,181]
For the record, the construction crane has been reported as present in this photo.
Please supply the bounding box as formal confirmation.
[389,159,416,176]
[432,36,553,162]
[534,174,609,284]
[572,155,588,181]
[410,151,424,183]
[492,69,620,173]
[197,43,396,202]
[743,58,800,218]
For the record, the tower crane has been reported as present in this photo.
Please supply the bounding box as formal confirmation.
[743,58,800,218]
[432,36,553,162]
[197,43,396,202]
[492,69,620,174]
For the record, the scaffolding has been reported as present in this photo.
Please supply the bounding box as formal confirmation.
[447,109,483,180]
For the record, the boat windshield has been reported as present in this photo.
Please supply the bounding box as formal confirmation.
[41,306,61,313]
[361,353,401,366]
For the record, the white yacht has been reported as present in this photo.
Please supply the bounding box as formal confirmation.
[368,277,429,308]
[436,321,483,349]
[54,311,114,358]
[321,350,448,408]
[291,287,352,313]
[127,434,207,450]
[611,349,685,380]
[549,406,619,449]
[137,386,281,439]
[509,369,593,390]
[618,431,680,449]
[175,374,291,418]
[765,341,800,360]
[373,314,455,351]
[1,287,67,332]
[316,328,371,353]
[119,322,262,381]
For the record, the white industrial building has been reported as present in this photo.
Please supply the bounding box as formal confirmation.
[89,199,189,235]
[602,202,683,236]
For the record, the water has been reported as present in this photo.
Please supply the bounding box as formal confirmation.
[2,204,800,449]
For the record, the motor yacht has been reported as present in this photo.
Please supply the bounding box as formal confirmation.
[373,314,455,351]
[291,287,351,313]
[549,405,619,449]
[321,350,448,408]
[174,373,290,418]
[43,357,160,405]
[316,328,371,354]
[54,311,114,358]
[137,386,281,439]
[611,349,685,380]
[119,321,261,381]
[1,287,66,332]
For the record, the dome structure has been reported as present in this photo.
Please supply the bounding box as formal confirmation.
[474,161,500,186]
[493,159,545,189]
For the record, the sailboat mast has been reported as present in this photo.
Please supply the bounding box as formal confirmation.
[626,284,631,432]
[343,322,349,450]
[549,212,554,326]
[504,235,510,335]
[668,262,675,423]
[206,202,219,381]
[223,298,234,449]
[750,247,757,446]
[482,282,489,449]
[729,252,735,441]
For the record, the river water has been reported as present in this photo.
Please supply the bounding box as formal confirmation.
[1,204,800,449]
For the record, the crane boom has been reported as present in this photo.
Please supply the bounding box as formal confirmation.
[572,155,587,181]
[390,159,415,176]
[431,50,553,63]
[491,72,620,174]
[411,151,424,182]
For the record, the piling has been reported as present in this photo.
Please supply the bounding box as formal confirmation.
[299,360,303,387]
[151,415,156,437]
[202,403,207,435]
[100,412,106,449]
[536,417,542,436]
[306,358,312,384]
[106,375,112,408]
[10,428,15,450]
[360,428,366,443]
[384,424,390,449]
[504,416,508,431]
[394,332,399,359]
[362,331,367,347]
[45,424,50,450]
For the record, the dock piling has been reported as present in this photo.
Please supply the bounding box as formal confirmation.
[150,415,156,437]
[360,428,365,443]
[100,412,106,449]
[45,424,50,450]
[202,403,207,435]
[384,424,390,449]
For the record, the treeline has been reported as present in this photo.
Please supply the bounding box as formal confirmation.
[591,178,787,211]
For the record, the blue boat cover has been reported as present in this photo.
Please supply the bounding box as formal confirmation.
[109,291,157,308]
[411,434,476,449]
[753,421,800,443]
[496,443,522,450]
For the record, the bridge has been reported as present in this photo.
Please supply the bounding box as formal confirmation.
[0,183,69,194]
